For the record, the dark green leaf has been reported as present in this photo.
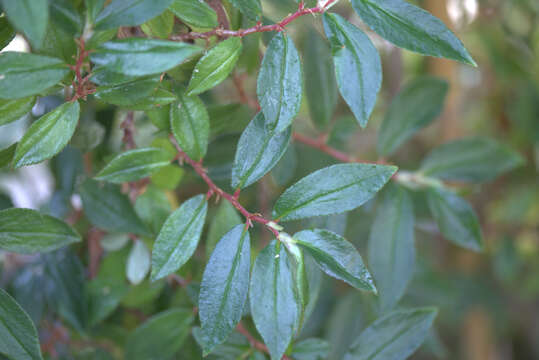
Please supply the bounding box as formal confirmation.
[2,0,48,49]
[427,187,483,251]
[351,0,476,65]
[94,76,160,106]
[0,52,68,99]
[169,0,218,28]
[141,10,174,39]
[292,338,330,360]
[199,225,251,354]
[377,77,448,156]
[0,288,43,360]
[193,327,250,359]
[146,104,171,131]
[231,112,291,189]
[151,194,208,280]
[135,185,172,234]
[208,103,251,139]
[250,241,299,360]
[344,308,437,360]
[273,163,397,222]
[127,240,151,285]
[257,33,302,133]
[0,143,16,168]
[187,37,243,95]
[127,88,177,110]
[323,13,381,128]
[95,0,174,30]
[206,200,242,260]
[229,0,262,20]
[0,92,34,125]
[49,0,83,36]
[0,17,15,50]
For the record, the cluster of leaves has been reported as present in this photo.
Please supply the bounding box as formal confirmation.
[0,0,526,360]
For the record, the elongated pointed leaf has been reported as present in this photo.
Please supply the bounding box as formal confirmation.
[127,88,177,111]
[13,101,80,168]
[273,163,397,222]
[95,0,174,30]
[250,241,299,360]
[229,0,262,20]
[127,240,151,285]
[0,288,43,360]
[368,185,415,311]
[2,0,48,49]
[293,229,375,291]
[169,0,218,28]
[344,308,437,360]
[151,195,208,280]
[257,33,302,133]
[0,52,68,99]
[0,208,80,254]
[378,77,448,156]
[292,338,330,360]
[199,225,251,354]
[94,76,160,106]
[323,13,381,128]
[0,97,35,126]
[351,0,475,65]
[232,112,291,189]
[206,201,242,259]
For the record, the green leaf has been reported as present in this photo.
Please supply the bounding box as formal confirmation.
[368,185,415,311]
[420,136,525,183]
[90,39,201,76]
[94,0,174,30]
[344,307,437,360]
[85,0,106,25]
[170,85,210,161]
[135,185,172,234]
[427,187,483,252]
[151,194,208,280]
[231,112,291,189]
[0,288,43,360]
[13,101,80,168]
[351,0,476,65]
[250,241,299,360]
[208,103,251,139]
[0,52,68,99]
[323,13,381,128]
[282,240,308,331]
[187,37,243,95]
[125,309,194,360]
[229,0,262,21]
[257,33,302,133]
[94,76,160,106]
[79,179,149,236]
[273,163,397,222]
[0,17,16,50]
[377,77,448,156]
[0,143,16,168]
[2,0,48,49]
[206,200,242,260]
[127,240,151,285]
[141,10,174,39]
[0,97,35,126]
[304,30,337,130]
[0,208,80,254]
[291,338,330,360]
[127,88,177,110]
[169,0,218,29]
[199,225,251,354]
[49,0,83,36]
[293,229,375,292]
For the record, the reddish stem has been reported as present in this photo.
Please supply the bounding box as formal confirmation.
[69,38,95,102]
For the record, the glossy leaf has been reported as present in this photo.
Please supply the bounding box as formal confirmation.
[199,225,251,354]
[273,163,397,222]
[292,338,330,360]
[420,136,525,183]
[250,241,299,360]
[151,195,208,280]
[2,0,48,49]
[427,187,483,252]
[0,288,43,360]
[232,112,291,189]
[368,185,415,311]
[257,33,302,133]
[377,77,448,156]
[229,0,262,20]
[169,0,218,29]
[293,229,375,292]
[91,39,201,76]
[323,13,381,128]
[49,0,83,36]
[0,52,68,99]
[13,101,80,168]
[94,76,160,106]
[187,38,243,95]
[95,0,174,30]
[351,0,476,65]
[126,241,151,285]
[344,308,437,360]
[0,97,35,126]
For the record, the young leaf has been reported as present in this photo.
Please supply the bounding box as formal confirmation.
[90,39,201,76]
[231,112,291,189]
[250,241,299,360]
[0,208,80,254]
[420,136,525,183]
[13,101,80,168]
[0,52,68,99]
[377,77,448,156]
[170,86,210,161]
[0,97,36,126]
[293,229,376,292]
[344,308,437,360]
[94,0,174,30]
[229,0,262,21]
[127,241,151,285]
[187,37,243,95]
[323,13,382,128]
[169,0,218,29]
[351,0,476,65]
[0,288,43,360]
[291,338,330,360]
[2,0,48,49]
[94,76,160,106]
[151,194,208,281]
[257,33,302,133]
[273,163,397,222]
[427,187,483,252]
[368,185,415,311]
[199,225,251,354]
